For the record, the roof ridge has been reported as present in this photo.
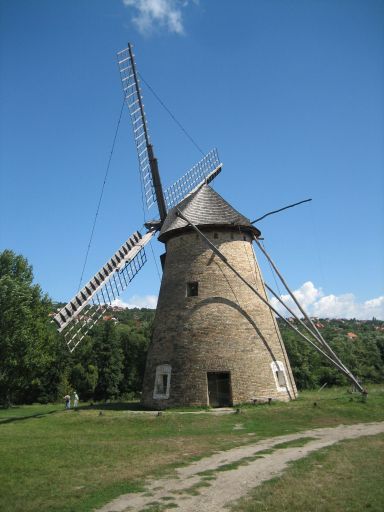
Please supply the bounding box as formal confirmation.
[159,184,259,241]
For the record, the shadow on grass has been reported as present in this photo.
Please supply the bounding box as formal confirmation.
[83,401,145,412]
[0,402,145,424]
[0,408,60,425]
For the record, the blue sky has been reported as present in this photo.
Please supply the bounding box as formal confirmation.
[0,0,383,318]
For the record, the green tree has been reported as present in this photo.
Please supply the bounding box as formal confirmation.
[92,321,123,400]
[70,362,98,400]
[0,250,60,406]
[118,324,149,397]
[67,335,98,400]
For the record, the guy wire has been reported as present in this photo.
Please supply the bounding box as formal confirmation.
[138,72,205,157]
[77,99,125,291]
[149,239,162,282]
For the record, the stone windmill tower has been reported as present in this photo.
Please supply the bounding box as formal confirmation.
[54,44,364,407]
[141,185,297,408]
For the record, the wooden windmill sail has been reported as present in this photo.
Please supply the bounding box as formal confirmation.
[54,43,364,407]
[53,44,222,352]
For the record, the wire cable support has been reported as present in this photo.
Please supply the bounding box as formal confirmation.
[77,99,126,291]
[138,72,205,157]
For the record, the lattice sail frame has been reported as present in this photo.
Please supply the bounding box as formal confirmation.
[117,45,223,215]
[164,148,222,210]
[53,229,156,352]
[117,46,156,210]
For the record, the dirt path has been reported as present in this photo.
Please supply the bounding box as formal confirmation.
[96,421,384,512]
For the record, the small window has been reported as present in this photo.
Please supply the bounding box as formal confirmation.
[271,361,287,391]
[276,370,286,387]
[186,281,198,297]
[243,235,247,241]
[213,232,218,239]
[153,364,171,399]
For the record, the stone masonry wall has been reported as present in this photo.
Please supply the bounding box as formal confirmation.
[141,228,297,409]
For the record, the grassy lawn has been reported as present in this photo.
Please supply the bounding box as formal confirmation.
[0,385,383,512]
[232,434,384,512]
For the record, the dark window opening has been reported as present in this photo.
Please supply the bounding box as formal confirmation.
[213,232,218,239]
[186,281,198,297]
[160,252,166,270]
[156,374,169,395]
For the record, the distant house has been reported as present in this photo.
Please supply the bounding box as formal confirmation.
[112,305,125,312]
[346,332,358,340]
[315,322,325,329]
[102,315,118,323]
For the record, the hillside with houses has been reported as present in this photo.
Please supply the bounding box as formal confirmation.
[277,317,384,390]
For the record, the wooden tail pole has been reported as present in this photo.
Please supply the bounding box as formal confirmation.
[253,236,365,393]
[264,283,357,379]
[265,283,331,345]
[254,239,352,366]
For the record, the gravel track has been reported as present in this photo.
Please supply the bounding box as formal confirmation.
[96,421,384,512]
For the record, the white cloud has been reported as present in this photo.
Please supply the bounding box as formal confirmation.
[112,295,158,309]
[123,0,190,35]
[271,281,323,314]
[270,281,384,320]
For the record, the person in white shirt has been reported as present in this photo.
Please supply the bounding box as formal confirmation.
[73,392,79,409]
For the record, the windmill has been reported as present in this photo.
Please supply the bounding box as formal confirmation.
[54,44,364,408]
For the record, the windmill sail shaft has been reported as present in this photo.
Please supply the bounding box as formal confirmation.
[118,45,223,221]
[117,44,167,221]
[147,144,167,222]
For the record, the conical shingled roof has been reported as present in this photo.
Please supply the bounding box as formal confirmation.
[159,184,260,241]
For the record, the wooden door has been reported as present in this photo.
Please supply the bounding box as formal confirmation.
[207,372,232,407]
